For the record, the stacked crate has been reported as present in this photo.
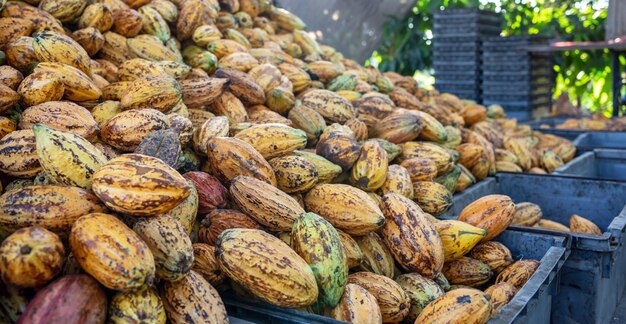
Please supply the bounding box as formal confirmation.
[433,9,502,102]
[482,36,554,119]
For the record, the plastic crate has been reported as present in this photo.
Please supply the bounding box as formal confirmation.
[223,228,569,324]
[433,52,482,62]
[443,174,626,324]
[483,72,553,83]
[434,62,481,73]
[482,94,551,104]
[433,24,502,37]
[522,117,626,141]
[433,41,481,52]
[572,132,626,153]
[434,8,502,25]
[554,150,626,181]
[481,61,553,73]
[434,71,481,81]
[482,84,552,97]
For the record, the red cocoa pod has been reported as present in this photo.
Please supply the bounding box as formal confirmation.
[183,171,228,214]
[198,209,263,245]
[18,274,107,324]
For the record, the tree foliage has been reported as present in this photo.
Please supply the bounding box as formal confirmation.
[372,0,611,114]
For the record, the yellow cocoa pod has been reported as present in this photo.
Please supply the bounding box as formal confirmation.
[206,137,277,186]
[305,184,385,235]
[216,229,318,307]
[100,109,169,152]
[496,260,540,290]
[0,186,106,238]
[468,241,514,274]
[20,101,99,140]
[415,288,491,323]
[511,202,542,226]
[380,164,414,199]
[91,154,191,216]
[133,215,194,281]
[570,214,602,235]
[347,272,409,323]
[230,176,305,231]
[234,123,307,160]
[33,124,107,190]
[0,226,64,288]
[380,193,444,277]
[269,155,318,194]
[412,181,453,216]
[484,282,517,317]
[458,194,516,241]
[330,283,382,324]
[17,71,65,107]
[161,270,228,323]
[109,287,166,324]
[70,213,156,291]
[191,243,226,286]
[0,130,41,178]
[355,232,395,278]
[33,31,91,76]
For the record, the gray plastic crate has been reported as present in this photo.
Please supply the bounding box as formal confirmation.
[444,173,626,323]
[222,227,569,324]
[572,132,626,153]
[554,150,626,181]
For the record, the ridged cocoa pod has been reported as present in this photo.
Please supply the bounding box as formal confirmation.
[17,71,64,107]
[305,183,385,235]
[380,193,444,277]
[161,270,228,323]
[347,272,410,323]
[301,89,356,124]
[469,241,514,274]
[570,214,602,235]
[109,287,166,324]
[398,141,455,175]
[0,185,106,238]
[18,275,107,324]
[316,124,361,171]
[230,176,305,231]
[355,232,395,278]
[163,179,198,235]
[20,101,99,140]
[70,213,155,291]
[206,137,277,186]
[78,3,114,32]
[337,230,363,269]
[198,209,262,245]
[0,226,64,288]
[412,181,453,216]
[485,282,517,317]
[287,104,326,145]
[536,219,570,231]
[234,123,307,160]
[92,154,191,216]
[4,36,38,73]
[0,130,41,178]
[215,67,265,105]
[349,140,388,192]
[100,109,169,152]
[496,260,540,289]
[191,243,227,286]
[400,157,438,182]
[395,273,444,323]
[442,257,493,288]
[0,84,19,114]
[415,288,491,324]
[133,215,194,281]
[511,202,542,226]
[71,27,104,57]
[134,129,182,168]
[380,164,414,199]
[373,113,422,144]
[183,171,228,214]
[458,194,516,241]
[330,283,382,324]
[344,118,368,142]
[216,229,318,307]
[269,155,318,194]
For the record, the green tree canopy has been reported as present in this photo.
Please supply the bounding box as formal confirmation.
[371,0,611,115]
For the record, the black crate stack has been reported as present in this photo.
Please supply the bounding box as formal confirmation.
[481,36,554,119]
[433,9,502,102]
